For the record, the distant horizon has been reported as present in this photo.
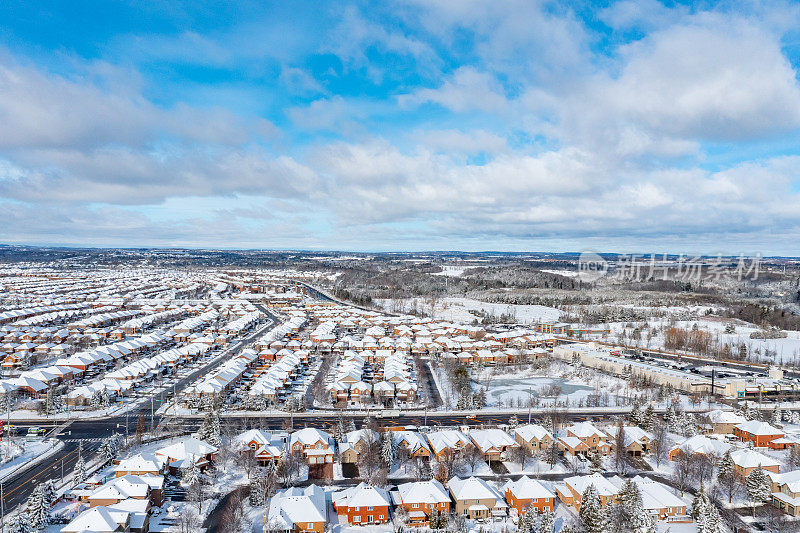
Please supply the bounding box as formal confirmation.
[1,242,795,260]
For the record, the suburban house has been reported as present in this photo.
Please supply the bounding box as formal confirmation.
[733,421,785,448]
[447,476,508,521]
[392,480,451,527]
[113,453,164,478]
[615,476,690,521]
[503,475,556,516]
[394,430,432,459]
[61,506,132,533]
[513,424,553,451]
[155,438,217,473]
[265,484,328,533]
[290,428,334,465]
[555,474,621,511]
[669,435,731,460]
[606,426,654,457]
[701,409,746,434]
[469,429,519,462]
[769,470,800,516]
[564,422,611,455]
[730,448,781,478]
[339,429,379,464]
[426,430,472,461]
[333,482,392,526]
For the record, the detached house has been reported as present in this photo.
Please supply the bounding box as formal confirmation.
[393,480,451,527]
[448,476,507,521]
[730,448,781,478]
[333,482,392,526]
[564,422,611,455]
[503,475,555,516]
[290,428,334,465]
[469,429,519,462]
[266,484,328,533]
[555,474,620,511]
[734,421,784,448]
[514,424,553,451]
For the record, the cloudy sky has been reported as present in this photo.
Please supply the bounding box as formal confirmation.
[1,1,800,254]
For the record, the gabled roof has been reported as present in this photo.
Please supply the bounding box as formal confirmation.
[447,476,504,503]
[514,424,552,443]
[333,482,391,508]
[397,480,450,505]
[735,420,784,436]
[503,475,555,500]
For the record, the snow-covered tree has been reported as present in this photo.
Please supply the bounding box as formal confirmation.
[249,471,266,506]
[508,415,519,429]
[6,513,32,533]
[629,401,643,427]
[579,484,604,533]
[380,431,396,467]
[642,404,655,431]
[182,460,200,486]
[538,509,555,533]
[747,466,772,508]
[195,409,221,447]
[693,484,724,533]
[25,483,51,530]
[771,405,782,427]
[72,440,86,484]
[98,433,122,464]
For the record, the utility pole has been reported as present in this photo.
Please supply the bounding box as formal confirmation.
[528,387,533,424]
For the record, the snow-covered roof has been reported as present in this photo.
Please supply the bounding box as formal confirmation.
[503,475,555,500]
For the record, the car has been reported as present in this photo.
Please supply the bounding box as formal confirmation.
[466,414,477,420]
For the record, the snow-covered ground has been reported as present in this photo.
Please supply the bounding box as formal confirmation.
[0,438,63,482]
[377,296,562,325]
[605,314,800,364]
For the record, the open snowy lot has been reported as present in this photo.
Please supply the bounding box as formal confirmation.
[378,297,562,324]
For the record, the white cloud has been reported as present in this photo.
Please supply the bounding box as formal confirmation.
[398,67,508,113]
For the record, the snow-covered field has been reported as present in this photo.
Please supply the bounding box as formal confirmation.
[378,296,562,324]
[605,313,800,363]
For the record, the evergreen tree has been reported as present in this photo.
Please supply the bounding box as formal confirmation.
[717,450,733,479]
[747,466,772,509]
[182,460,200,486]
[771,405,782,427]
[381,431,396,467]
[629,401,643,427]
[73,440,86,484]
[249,471,265,506]
[538,509,555,533]
[509,414,519,429]
[691,484,708,521]
[663,404,677,430]
[792,411,800,425]
[694,484,724,533]
[26,483,51,530]
[6,513,32,533]
[579,484,604,533]
[642,405,655,431]
[195,409,221,447]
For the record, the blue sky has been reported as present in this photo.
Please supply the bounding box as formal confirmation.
[1,0,800,254]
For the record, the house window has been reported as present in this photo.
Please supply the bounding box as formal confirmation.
[412,503,419,508]
[354,507,359,511]
[379,515,384,520]
[353,516,361,522]
[367,506,373,511]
